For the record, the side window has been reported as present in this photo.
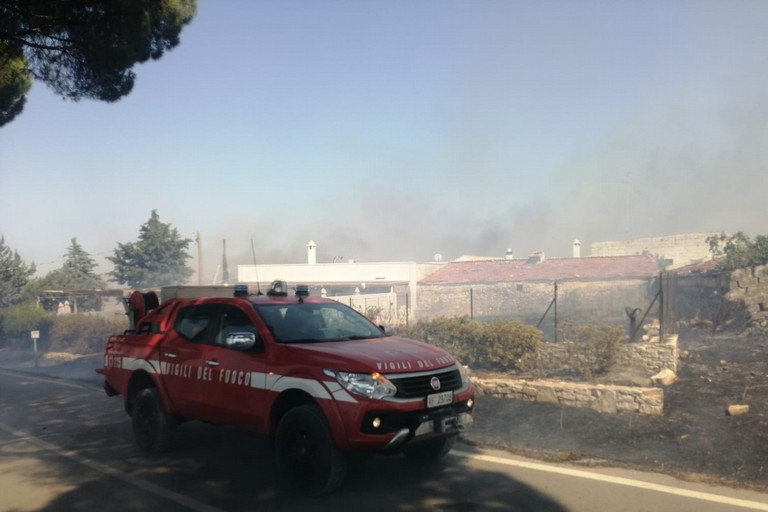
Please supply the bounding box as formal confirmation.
[215,306,257,347]
[174,304,219,344]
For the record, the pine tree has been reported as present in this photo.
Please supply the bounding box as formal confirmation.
[0,0,197,126]
[40,238,106,290]
[0,236,36,307]
[107,210,193,288]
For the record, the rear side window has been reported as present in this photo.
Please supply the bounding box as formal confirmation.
[174,304,219,344]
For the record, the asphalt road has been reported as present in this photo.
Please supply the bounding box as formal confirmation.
[2,357,768,511]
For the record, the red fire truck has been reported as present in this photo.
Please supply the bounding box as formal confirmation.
[100,281,474,495]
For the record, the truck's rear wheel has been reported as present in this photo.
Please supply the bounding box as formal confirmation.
[403,435,456,463]
[274,404,347,496]
[132,387,175,453]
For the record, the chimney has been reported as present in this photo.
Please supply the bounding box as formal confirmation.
[573,239,581,258]
[526,251,545,264]
[307,240,317,265]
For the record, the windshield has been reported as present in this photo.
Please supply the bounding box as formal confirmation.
[254,302,386,344]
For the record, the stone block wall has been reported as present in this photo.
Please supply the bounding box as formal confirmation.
[616,335,679,373]
[470,334,677,416]
[727,266,768,329]
[534,334,679,375]
[675,265,768,330]
[591,233,716,269]
[471,377,664,415]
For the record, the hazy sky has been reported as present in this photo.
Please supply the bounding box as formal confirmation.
[2,0,768,281]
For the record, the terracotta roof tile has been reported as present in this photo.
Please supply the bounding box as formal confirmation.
[674,258,720,274]
[420,255,659,285]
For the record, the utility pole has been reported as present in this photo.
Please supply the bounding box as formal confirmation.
[196,231,203,285]
[222,239,229,284]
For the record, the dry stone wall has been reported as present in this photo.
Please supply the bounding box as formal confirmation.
[471,377,664,415]
[534,333,679,375]
[727,266,768,329]
[470,334,678,416]
[675,264,768,331]
[591,233,715,269]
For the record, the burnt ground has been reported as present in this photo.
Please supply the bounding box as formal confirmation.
[463,327,768,491]
[3,328,768,491]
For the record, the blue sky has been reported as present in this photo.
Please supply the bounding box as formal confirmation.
[2,0,768,281]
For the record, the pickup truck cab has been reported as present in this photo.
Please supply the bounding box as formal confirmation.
[101,281,474,495]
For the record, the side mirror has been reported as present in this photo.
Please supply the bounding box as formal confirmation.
[225,332,261,352]
[378,324,393,335]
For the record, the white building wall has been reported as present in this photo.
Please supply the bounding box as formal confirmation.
[237,261,417,285]
[237,261,445,320]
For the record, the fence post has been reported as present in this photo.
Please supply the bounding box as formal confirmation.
[659,272,665,340]
[406,293,410,326]
[470,288,474,320]
[554,281,558,343]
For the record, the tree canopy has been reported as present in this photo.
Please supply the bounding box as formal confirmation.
[37,238,106,290]
[0,235,36,307]
[107,210,193,288]
[26,238,108,311]
[707,232,768,271]
[0,0,196,127]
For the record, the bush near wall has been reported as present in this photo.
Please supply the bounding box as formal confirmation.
[0,303,127,354]
[397,316,544,371]
[398,316,626,380]
[522,322,626,380]
[48,315,128,354]
[0,302,54,349]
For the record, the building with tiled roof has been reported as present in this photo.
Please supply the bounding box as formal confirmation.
[421,254,659,285]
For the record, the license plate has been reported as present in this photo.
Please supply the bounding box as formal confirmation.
[427,391,453,408]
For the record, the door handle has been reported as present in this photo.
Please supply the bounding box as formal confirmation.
[205,360,220,367]
[163,353,177,359]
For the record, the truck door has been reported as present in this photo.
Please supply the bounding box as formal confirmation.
[161,303,221,416]
[197,303,268,428]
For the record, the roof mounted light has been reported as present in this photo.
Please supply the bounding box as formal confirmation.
[295,284,310,297]
[267,279,288,296]
[233,284,248,297]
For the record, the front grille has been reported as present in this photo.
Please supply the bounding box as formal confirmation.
[389,367,463,399]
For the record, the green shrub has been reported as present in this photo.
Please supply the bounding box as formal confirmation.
[48,314,128,354]
[479,318,544,371]
[558,321,626,379]
[0,301,54,349]
[397,316,544,371]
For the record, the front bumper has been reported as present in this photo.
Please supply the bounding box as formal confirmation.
[358,397,475,451]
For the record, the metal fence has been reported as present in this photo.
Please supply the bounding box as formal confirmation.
[531,273,677,342]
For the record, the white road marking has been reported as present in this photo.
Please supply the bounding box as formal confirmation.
[455,450,768,511]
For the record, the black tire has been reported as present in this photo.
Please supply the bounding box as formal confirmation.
[131,387,175,453]
[274,404,347,496]
[403,435,456,463]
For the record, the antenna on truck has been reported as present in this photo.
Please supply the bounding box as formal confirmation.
[250,238,262,295]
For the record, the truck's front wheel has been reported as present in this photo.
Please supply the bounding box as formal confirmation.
[132,387,175,453]
[274,405,347,496]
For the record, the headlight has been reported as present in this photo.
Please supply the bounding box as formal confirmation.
[325,370,397,400]
[458,362,471,386]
